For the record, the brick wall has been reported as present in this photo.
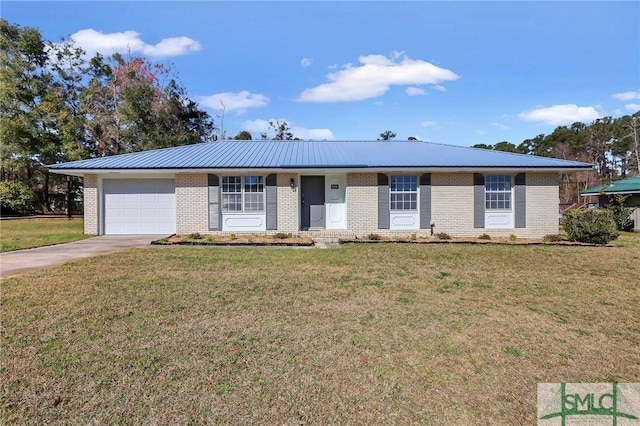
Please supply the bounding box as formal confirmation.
[343,171,560,238]
[431,173,475,237]
[522,172,559,238]
[277,173,299,232]
[83,174,98,235]
[105,171,561,238]
[346,173,378,235]
[175,173,209,234]
[430,172,559,238]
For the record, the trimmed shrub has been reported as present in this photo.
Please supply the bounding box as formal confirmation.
[542,234,562,242]
[367,233,381,241]
[188,232,203,240]
[435,232,451,240]
[273,232,292,239]
[563,209,619,244]
[478,233,491,240]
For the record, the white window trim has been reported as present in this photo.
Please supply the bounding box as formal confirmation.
[485,175,513,211]
[221,175,265,213]
[389,175,418,212]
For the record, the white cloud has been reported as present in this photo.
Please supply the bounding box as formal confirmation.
[241,118,335,140]
[420,120,438,128]
[433,85,446,92]
[492,122,509,130]
[518,104,601,126]
[612,91,640,101]
[66,28,201,58]
[626,103,640,112]
[406,87,427,96]
[301,58,313,67]
[327,64,338,70]
[297,53,460,102]
[197,91,269,115]
[476,130,487,136]
[294,127,335,140]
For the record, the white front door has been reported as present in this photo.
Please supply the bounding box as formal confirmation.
[325,174,346,229]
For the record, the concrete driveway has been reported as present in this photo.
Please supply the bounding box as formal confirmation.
[0,235,162,278]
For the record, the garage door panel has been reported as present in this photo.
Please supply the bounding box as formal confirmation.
[140,208,159,218]
[123,208,140,218]
[104,179,175,235]
[140,194,158,204]
[157,193,174,203]
[157,208,173,218]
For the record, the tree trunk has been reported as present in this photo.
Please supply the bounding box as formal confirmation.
[43,169,51,213]
[66,175,72,218]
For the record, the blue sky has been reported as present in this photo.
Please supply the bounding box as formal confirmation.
[3,1,639,146]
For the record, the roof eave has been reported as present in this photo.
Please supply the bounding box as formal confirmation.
[49,165,593,176]
[581,190,640,196]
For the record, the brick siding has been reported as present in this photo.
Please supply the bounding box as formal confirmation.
[346,173,378,235]
[277,173,299,232]
[175,173,209,234]
[106,171,561,238]
[83,174,99,235]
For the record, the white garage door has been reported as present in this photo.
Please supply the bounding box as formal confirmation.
[104,179,176,235]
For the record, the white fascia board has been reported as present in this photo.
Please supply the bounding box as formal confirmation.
[50,166,593,176]
[49,169,178,178]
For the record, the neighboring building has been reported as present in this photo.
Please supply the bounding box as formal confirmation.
[581,174,640,232]
[49,140,592,238]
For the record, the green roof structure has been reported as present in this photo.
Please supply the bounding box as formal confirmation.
[581,174,640,196]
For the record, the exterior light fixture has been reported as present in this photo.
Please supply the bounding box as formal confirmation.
[430,220,435,236]
[290,178,295,189]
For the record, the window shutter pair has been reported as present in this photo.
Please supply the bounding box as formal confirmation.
[473,173,526,228]
[208,174,277,231]
[377,173,431,229]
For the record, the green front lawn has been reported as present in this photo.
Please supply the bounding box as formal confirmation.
[0,218,90,252]
[2,235,639,424]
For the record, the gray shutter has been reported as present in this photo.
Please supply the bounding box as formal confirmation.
[419,173,431,229]
[473,173,485,228]
[514,173,526,228]
[208,174,221,231]
[266,174,277,230]
[378,173,390,229]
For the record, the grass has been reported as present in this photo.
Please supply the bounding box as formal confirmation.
[0,218,89,252]
[2,232,639,424]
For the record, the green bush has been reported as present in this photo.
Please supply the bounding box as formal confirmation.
[435,232,451,240]
[478,233,491,240]
[367,233,381,241]
[563,209,619,244]
[0,181,36,214]
[188,232,203,240]
[602,195,635,231]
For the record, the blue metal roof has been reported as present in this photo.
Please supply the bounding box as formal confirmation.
[48,140,593,171]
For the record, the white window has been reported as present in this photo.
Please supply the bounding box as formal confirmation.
[222,176,264,213]
[390,175,417,211]
[485,175,511,210]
